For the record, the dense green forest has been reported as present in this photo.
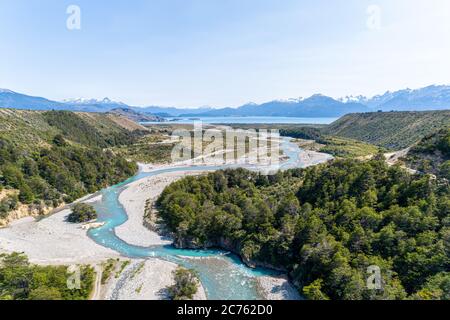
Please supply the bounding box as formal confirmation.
[405,127,450,179]
[0,109,140,220]
[322,110,450,150]
[157,160,450,300]
[43,111,143,148]
[0,253,94,300]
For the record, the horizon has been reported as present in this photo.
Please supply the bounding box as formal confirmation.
[1,83,450,110]
[2,1,450,107]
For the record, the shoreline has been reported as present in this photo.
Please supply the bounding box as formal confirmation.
[115,170,209,247]
[0,209,120,266]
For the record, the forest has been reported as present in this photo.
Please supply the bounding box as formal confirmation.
[157,159,450,300]
[0,110,140,220]
[0,253,94,300]
[0,134,137,218]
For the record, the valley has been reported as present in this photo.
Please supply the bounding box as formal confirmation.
[0,108,448,301]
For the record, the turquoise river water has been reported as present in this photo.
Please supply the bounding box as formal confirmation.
[87,138,331,299]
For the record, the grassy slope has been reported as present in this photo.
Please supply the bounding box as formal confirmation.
[404,127,450,178]
[0,108,146,150]
[0,109,142,220]
[322,110,450,150]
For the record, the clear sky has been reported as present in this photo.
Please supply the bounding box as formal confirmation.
[1,0,450,107]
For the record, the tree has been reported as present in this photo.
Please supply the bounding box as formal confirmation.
[19,184,34,204]
[67,203,97,223]
[52,134,67,147]
[156,160,449,300]
[29,287,62,300]
[167,268,199,300]
[303,279,330,300]
[412,272,450,300]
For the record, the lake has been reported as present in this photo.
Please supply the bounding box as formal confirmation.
[143,116,338,125]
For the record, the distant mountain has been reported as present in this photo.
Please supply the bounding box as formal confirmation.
[62,97,130,112]
[0,89,65,110]
[348,85,450,111]
[2,85,450,117]
[137,106,214,117]
[108,107,165,122]
[0,89,131,112]
[181,95,369,118]
[62,97,125,105]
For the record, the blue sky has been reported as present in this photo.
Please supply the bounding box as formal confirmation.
[1,0,450,107]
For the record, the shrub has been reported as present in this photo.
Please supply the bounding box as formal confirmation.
[67,203,97,223]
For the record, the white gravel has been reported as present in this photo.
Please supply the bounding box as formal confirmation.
[115,171,207,247]
[104,259,207,300]
[0,209,119,266]
[256,276,303,300]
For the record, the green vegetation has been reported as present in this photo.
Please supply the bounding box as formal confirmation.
[294,135,380,159]
[405,127,450,179]
[0,109,140,220]
[0,253,94,300]
[115,260,130,278]
[322,111,450,150]
[0,193,19,219]
[157,161,450,300]
[264,125,380,158]
[68,203,97,223]
[113,135,175,164]
[43,111,142,148]
[131,262,145,279]
[167,267,199,300]
[101,259,118,285]
[318,136,380,158]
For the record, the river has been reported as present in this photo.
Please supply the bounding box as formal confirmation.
[87,138,333,299]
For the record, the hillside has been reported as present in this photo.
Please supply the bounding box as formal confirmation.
[0,109,147,150]
[404,128,450,179]
[322,110,450,150]
[0,109,143,225]
[108,107,164,123]
[157,162,450,300]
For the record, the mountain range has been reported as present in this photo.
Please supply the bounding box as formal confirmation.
[1,85,450,118]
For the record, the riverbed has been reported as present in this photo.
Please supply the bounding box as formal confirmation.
[0,137,332,300]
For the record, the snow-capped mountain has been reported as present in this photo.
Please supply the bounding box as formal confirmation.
[62,97,126,106]
[0,89,15,94]
[337,85,450,111]
[0,90,129,112]
[1,85,450,116]
[339,95,368,104]
[0,89,64,110]
[364,85,450,111]
[181,94,369,117]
